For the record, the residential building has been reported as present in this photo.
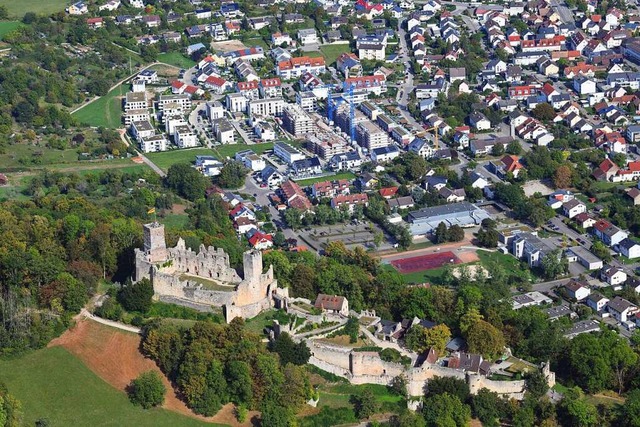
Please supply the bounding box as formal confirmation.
[212,118,235,144]
[563,199,587,219]
[277,56,326,79]
[314,294,349,316]
[601,265,628,287]
[225,93,248,113]
[608,296,638,322]
[174,125,198,148]
[330,194,369,212]
[235,150,266,172]
[593,219,629,246]
[356,121,389,150]
[311,180,350,199]
[329,151,363,171]
[512,232,553,267]
[130,120,154,141]
[564,279,591,301]
[587,293,610,313]
[139,134,167,153]
[261,166,284,188]
[371,145,400,162]
[282,104,315,136]
[618,238,640,259]
[248,98,285,117]
[274,141,305,165]
[195,155,223,177]
[291,157,322,177]
[125,92,148,111]
[298,29,318,45]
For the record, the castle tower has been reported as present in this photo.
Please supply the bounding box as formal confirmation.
[143,222,167,263]
[243,250,263,283]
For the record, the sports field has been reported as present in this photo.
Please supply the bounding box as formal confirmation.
[390,251,462,274]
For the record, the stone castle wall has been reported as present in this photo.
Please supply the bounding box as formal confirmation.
[135,223,281,322]
[306,340,547,401]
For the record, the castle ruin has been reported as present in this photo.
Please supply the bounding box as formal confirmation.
[134,222,288,322]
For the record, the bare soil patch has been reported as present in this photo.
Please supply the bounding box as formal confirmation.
[172,203,188,214]
[210,40,247,52]
[49,319,259,426]
[457,250,480,264]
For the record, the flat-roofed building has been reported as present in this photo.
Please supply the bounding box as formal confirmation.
[305,135,349,160]
[130,120,154,142]
[139,134,168,153]
[124,108,149,125]
[158,94,191,110]
[356,120,389,150]
[125,91,148,111]
[274,141,305,165]
[248,97,285,117]
[174,125,198,148]
[282,104,314,136]
[212,118,235,144]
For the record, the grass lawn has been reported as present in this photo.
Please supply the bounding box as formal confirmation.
[0,0,68,17]
[244,310,293,335]
[73,84,126,129]
[477,250,522,271]
[244,37,269,51]
[0,21,22,38]
[146,148,217,171]
[381,263,448,285]
[0,145,81,169]
[0,346,214,426]
[158,52,196,69]
[161,213,190,230]
[294,172,356,187]
[213,142,274,159]
[592,180,637,192]
[319,44,352,66]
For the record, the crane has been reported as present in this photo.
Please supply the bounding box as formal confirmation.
[325,82,356,143]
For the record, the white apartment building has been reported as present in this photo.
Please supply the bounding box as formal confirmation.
[248,98,285,117]
[174,125,198,148]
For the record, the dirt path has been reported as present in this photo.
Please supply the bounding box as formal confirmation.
[49,319,259,426]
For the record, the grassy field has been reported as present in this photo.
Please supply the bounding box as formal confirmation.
[161,213,190,230]
[146,148,217,171]
[73,84,126,129]
[319,44,352,66]
[158,52,196,69]
[294,172,356,187]
[0,347,214,426]
[0,21,22,38]
[476,251,530,279]
[0,0,68,17]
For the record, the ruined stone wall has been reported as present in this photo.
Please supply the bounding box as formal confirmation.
[225,297,273,322]
[350,352,404,377]
[468,374,526,399]
[308,341,353,370]
[164,240,241,283]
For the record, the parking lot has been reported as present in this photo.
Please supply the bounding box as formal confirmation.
[297,222,393,252]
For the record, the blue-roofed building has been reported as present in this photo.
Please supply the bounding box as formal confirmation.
[329,151,363,171]
[220,2,243,18]
[187,43,206,55]
[291,156,322,177]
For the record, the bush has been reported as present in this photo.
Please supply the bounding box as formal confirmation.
[118,278,154,314]
[94,297,124,321]
[127,371,166,409]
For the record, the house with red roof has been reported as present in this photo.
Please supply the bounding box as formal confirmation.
[247,230,273,250]
[379,187,399,199]
[314,294,349,316]
[171,80,187,94]
[204,76,232,94]
[87,17,104,28]
[330,194,369,212]
[280,180,313,211]
[490,155,524,178]
[259,78,282,98]
[592,158,619,181]
[237,81,260,100]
